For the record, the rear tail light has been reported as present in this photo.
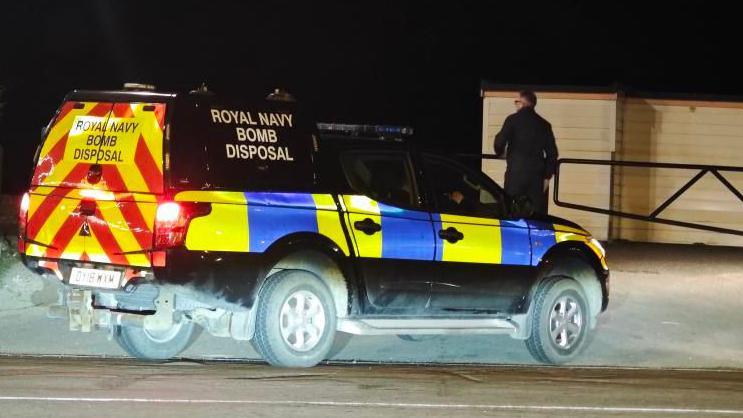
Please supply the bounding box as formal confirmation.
[154,201,211,249]
[18,192,30,253]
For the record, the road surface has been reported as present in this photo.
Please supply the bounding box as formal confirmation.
[1,357,742,417]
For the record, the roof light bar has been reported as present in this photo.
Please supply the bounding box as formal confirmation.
[316,123,414,138]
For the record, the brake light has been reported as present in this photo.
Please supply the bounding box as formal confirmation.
[18,192,30,252]
[156,202,182,224]
[154,201,211,249]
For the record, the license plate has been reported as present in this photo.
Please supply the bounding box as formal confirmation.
[69,267,122,289]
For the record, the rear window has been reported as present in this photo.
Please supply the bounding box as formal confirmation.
[32,100,166,193]
[169,96,316,191]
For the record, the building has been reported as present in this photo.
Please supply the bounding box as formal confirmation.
[481,83,743,246]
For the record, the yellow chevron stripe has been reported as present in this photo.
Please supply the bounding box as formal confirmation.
[95,202,149,267]
[60,232,86,262]
[131,103,164,175]
[39,103,100,160]
[27,191,45,221]
[25,244,45,257]
[85,229,111,264]
[37,159,79,187]
[27,195,73,246]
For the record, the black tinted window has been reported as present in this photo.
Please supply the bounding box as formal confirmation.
[341,152,417,208]
[169,96,316,191]
[424,155,504,218]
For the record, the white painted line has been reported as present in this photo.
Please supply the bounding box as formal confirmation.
[0,396,741,415]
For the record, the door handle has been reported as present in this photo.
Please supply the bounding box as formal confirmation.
[438,227,464,243]
[354,218,382,235]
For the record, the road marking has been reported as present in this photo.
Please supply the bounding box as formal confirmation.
[0,396,742,415]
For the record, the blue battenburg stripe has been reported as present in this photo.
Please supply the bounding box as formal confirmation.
[528,221,556,266]
[377,203,431,221]
[431,213,444,261]
[500,223,531,265]
[380,216,435,260]
[245,192,318,252]
[501,219,528,228]
[244,192,317,209]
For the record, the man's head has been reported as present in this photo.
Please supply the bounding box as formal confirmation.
[514,90,537,110]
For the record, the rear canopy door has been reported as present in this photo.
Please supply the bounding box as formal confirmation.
[27,100,166,267]
[32,101,165,193]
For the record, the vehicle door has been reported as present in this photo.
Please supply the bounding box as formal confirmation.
[422,154,534,313]
[339,150,436,314]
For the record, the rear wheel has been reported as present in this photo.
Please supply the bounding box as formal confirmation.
[115,319,200,361]
[251,270,337,367]
[525,277,590,364]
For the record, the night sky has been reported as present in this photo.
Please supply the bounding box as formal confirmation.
[1,1,739,193]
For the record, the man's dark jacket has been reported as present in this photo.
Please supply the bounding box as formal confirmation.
[493,107,558,177]
[493,106,558,214]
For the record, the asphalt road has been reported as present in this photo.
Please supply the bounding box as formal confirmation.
[2,242,743,368]
[1,357,742,417]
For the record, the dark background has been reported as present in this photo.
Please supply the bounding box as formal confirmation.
[0,1,739,193]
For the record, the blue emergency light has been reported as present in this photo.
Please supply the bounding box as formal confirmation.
[316,123,414,139]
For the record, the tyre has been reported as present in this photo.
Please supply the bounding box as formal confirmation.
[115,319,200,361]
[251,270,337,367]
[525,277,591,365]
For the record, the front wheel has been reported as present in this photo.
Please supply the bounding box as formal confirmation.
[115,320,200,361]
[251,270,337,367]
[525,277,591,364]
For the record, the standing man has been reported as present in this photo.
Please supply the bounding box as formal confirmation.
[493,90,558,215]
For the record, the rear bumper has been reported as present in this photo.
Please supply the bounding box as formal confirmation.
[22,248,268,309]
[21,255,152,289]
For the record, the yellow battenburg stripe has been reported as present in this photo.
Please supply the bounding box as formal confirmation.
[554,231,584,243]
[554,224,589,235]
[342,195,382,258]
[183,192,249,252]
[554,227,608,270]
[175,191,247,204]
[312,194,348,256]
[439,214,502,264]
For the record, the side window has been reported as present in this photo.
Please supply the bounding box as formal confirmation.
[341,152,417,208]
[423,155,505,218]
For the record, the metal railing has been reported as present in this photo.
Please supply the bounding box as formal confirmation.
[554,159,743,237]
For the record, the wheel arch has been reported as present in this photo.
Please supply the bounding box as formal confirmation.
[258,232,357,320]
[529,241,609,329]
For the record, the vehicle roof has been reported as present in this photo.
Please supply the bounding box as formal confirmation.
[65,89,177,102]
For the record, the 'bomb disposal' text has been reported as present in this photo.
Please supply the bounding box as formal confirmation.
[210,109,294,161]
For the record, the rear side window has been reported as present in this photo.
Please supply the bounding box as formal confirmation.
[169,96,316,192]
[32,101,166,193]
[340,151,417,208]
